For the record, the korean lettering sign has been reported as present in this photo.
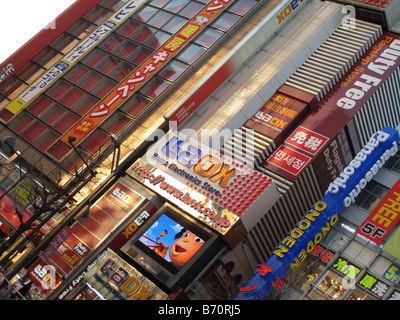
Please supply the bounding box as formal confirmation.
[262,145,311,179]
[60,0,235,145]
[356,178,400,245]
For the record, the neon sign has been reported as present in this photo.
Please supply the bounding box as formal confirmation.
[236,127,400,300]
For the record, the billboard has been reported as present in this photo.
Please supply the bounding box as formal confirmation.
[244,88,314,146]
[130,130,280,232]
[357,178,400,245]
[262,32,400,183]
[236,127,400,300]
[82,249,168,300]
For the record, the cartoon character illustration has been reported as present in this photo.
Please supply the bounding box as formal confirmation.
[141,222,205,269]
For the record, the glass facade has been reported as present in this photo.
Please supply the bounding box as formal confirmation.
[0,0,258,186]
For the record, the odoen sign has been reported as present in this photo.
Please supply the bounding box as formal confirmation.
[236,127,400,300]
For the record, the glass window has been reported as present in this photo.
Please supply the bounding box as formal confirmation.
[59,87,86,109]
[63,64,91,84]
[211,12,241,32]
[149,0,170,8]
[129,47,153,65]
[0,108,14,123]
[354,181,389,212]
[54,112,81,134]
[33,130,60,152]
[83,6,113,25]
[293,262,326,294]
[228,0,257,16]
[46,80,72,100]
[139,76,170,99]
[81,129,111,154]
[9,113,34,133]
[346,287,376,300]
[132,6,158,22]
[130,25,157,44]
[81,49,107,68]
[163,0,189,13]
[72,95,99,116]
[116,19,141,37]
[194,28,224,48]
[20,120,47,143]
[27,96,54,116]
[179,2,204,18]
[158,60,188,81]
[308,270,348,300]
[177,44,206,64]
[98,0,125,11]
[32,47,63,69]
[95,55,122,75]
[384,149,400,174]
[91,78,118,99]
[40,104,67,125]
[113,40,139,60]
[48,141,72,160]
[144,30,170,49]
[66,20,97,39]
[0,78,27,100]
[162,16,188,34]
[99,34,125,53]
[16,62,45,84]
[147,11,173,28]
[101,111,131,135]
[121,94,151,118]
[109,62,136,82]
[50,34,80,54]
[77,70,104,92]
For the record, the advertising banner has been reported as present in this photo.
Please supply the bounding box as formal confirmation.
[6,0,147,115]
[244,93,310,145]
[236,127,400,300]
[383,226,400,260]
[83,249,168,300]
[303,32,400,139]
[130,130,280,232]
[356,178,400,245]
[60,0,236,145]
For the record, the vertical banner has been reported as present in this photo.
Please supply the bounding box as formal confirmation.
[356,178,400,245]
[60,0,236,145]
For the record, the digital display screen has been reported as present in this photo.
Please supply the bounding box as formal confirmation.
[137,214,205,271]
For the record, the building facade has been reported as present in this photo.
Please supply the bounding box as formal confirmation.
[0,0,399,301]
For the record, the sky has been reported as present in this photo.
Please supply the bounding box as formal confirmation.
[0,0,77,64]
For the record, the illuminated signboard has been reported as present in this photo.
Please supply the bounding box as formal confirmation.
[236,127,400,300]
[132,130,280,232]
[83,249,168,300]
[59,0,236,145]
[357,272,390,299]
[6,0,147,115]
[356,178,400,245]
[128,158,240,234]
[244,90,313,145]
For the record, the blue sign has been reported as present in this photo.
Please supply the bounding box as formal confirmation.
[236,127,400,300]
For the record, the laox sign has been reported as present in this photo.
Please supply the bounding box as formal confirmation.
[161,136,237,188]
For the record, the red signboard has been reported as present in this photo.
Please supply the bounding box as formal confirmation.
[356,179,400,245]
[262,145,311,179]
[285,126,329,156]
[244,86,315,145]
[302,32,400,139]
